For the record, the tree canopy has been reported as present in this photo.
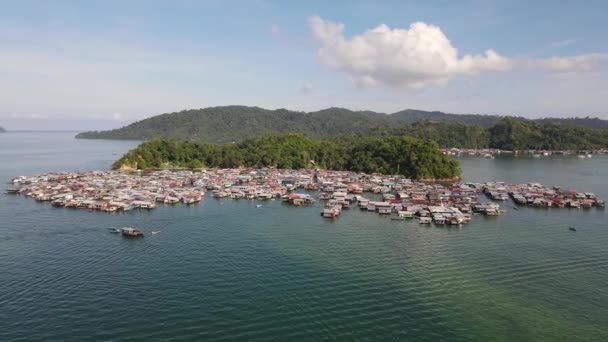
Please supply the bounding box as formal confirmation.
[489,118,608,150]
[76,106,608,150]
[112,133,461,180]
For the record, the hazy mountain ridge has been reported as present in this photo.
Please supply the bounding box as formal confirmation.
[75,106,608,148]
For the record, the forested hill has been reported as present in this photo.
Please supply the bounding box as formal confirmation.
[76,106,391,142]
[76,106,608,148]
[112,133,461,181]
[388,109,505,127]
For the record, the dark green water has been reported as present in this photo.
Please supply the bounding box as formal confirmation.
[1,132,607,341]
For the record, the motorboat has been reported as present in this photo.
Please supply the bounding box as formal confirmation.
[121,227,144,237]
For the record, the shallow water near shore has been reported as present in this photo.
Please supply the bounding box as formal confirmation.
[1,131,607,341]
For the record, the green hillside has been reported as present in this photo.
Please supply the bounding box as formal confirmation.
[76,106,608,150]
[112,133,461,180]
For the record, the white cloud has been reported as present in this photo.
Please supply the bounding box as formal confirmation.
[111,112,126,121]
[529,54,607,72]
[309,16,606,89]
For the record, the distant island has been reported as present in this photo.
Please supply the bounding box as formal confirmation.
[0,126,6,133]
[112,133,461,181]
[76,106,608,150]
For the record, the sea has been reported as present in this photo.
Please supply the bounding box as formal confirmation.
[1,131,607,341]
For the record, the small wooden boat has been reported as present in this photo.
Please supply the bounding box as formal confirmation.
[569,227,577,232]
[121,227,144,237]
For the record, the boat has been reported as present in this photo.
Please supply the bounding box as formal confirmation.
[121,227,144,237]
[321,205,342,218]
[419,217,432,224]
[398,210,414,219]
[377,206,392,215]
[569,226,577,232]
[107,227,121,234]
[433,214,446,225]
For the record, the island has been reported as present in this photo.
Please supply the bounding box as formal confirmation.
[111,133,461,181]
[0,126,6,133]
[75,105,608,150]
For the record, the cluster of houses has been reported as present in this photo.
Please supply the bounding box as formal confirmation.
[442,148,608,158]
[478,182,605,209]
[7,171,205,212]
[318,182,500,224]
[6,169,603,226]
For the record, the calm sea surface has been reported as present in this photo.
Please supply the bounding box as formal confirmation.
[1,131,607,341]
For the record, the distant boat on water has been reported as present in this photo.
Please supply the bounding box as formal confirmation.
[569,226,577,232]
[121,227,144,237]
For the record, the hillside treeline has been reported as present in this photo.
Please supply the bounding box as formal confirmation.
[77,106,608,150]
[112,133,461,180]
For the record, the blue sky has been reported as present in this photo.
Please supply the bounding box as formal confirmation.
[1,0,607,130]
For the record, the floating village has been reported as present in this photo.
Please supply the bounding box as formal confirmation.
[441,148,608,158]
[6,169,605,231]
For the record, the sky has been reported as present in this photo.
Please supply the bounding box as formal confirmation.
[1,0,607,130]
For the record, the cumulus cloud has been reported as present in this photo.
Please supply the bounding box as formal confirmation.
[309,16,606,89]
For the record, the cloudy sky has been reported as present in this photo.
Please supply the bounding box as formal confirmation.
[1,0,607,130]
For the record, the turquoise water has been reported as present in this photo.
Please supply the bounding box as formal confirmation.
[1,132,607,341]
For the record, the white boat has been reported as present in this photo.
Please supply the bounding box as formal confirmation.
[377,206,392,214]
[398,210,414,219]
[419,217,432,224]
[433,215,446,224]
